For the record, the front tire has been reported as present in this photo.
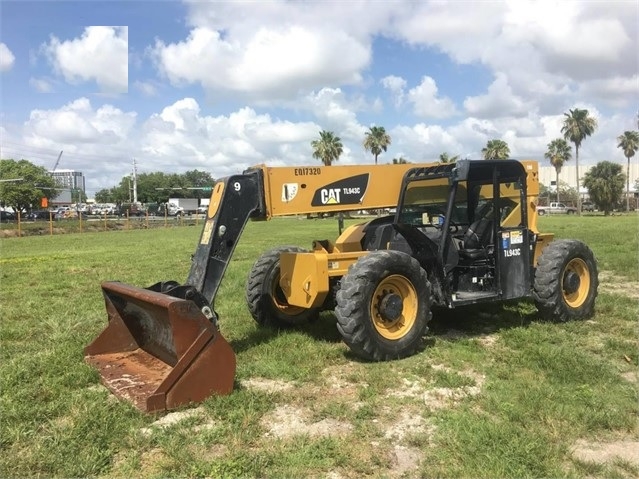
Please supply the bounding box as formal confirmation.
[335,250,431,361]
[246,246,320,327]
[533,239,598,322]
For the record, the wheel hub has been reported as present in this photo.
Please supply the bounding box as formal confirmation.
[378,293,403,322]
[563,270,580,294]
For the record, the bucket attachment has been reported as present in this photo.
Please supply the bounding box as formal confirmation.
[85,281,236,413]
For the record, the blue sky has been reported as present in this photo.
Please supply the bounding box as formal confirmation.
[1,0,637,196]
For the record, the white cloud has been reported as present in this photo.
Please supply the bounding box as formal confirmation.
[29,77,53,93]
[25,98,136,145]
[139,99,328,173]
[381,75,407,108]
[146,0,637,124]
[407,77,457,119]
[42,26,128,93]
[504,1,634,80]
[463,73,530,118]
[392,123,460,160]
[134,80,158,97]
[152,26,369,101]
[301,88,366,142]
[0,42,15,71]
[577,75,639,109]
[389,1,637,114]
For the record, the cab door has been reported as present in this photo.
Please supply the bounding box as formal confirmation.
[498,228,530,299]
[495,180,531,300]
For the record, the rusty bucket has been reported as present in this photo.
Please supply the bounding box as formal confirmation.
[85,281,236,413]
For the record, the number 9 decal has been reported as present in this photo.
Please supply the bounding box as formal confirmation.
[234,182,241,191]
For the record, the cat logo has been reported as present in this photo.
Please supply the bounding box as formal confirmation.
[320,188,341,204]
[311,174,369,207]
[281,183,299,202]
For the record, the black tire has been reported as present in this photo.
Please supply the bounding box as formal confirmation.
[533,239,598,322]
[335,250,431,361]
[538,209,546,216]
[246,246,320,327]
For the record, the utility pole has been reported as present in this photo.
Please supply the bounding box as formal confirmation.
[132,158,138,204]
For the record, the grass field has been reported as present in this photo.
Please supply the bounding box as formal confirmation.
[1,215,637,478]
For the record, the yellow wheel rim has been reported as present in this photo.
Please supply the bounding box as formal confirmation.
[370,274,418,340]
[563,258,590,308]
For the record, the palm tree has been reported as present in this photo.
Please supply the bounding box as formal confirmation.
[617,130,639,212]
[481,139,510,160]
[561,108,597,215]
[311,130,343,166]
[363,126,391,165]
[544,138,572,203]
[439,153,459,164]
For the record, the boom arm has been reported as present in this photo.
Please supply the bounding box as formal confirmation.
[186,170,265,308]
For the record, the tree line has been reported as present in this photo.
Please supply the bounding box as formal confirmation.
[0,162,215,214]
[93,170,215,204]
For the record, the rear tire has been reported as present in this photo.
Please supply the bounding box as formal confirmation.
[246,246,320,327]
[533,239,598,322]
[335,250,431,361]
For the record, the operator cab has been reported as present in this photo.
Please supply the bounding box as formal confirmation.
[392,160,532,307]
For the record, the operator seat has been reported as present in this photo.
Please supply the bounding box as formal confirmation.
[458,218,494,261]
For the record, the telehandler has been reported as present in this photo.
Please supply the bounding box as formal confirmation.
[85,159,598,412]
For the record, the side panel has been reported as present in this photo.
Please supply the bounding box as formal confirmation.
[261,163,435,218]
[279,251,368,308]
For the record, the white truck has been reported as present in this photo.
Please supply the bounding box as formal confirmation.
[167,198,199,215]
[536,202,578,215]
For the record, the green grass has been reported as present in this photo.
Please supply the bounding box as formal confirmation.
[1,214,637,478]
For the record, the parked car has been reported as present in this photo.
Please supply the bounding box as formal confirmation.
[29,210,55,220]
[0,210,16,222]
[91,203,116,215]
[581,201,595,212]
[119,203,146,217]
[536,202,578,215]
[55,209,88,220]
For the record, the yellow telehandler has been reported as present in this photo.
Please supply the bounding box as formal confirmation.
[85,159,598,412]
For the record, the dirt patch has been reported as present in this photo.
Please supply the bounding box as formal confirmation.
[422,385,482,410]
[140,407,208,436]
[390,445,422,477]
[321,363,365,392]
[476,333,499,348]
[240,378,295,393]
[381,410,435,442]
[261,404,353,439]
[599,271,639,299]
[372,411,433,478]
[388,365,485,411]
[572,439,639,466]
